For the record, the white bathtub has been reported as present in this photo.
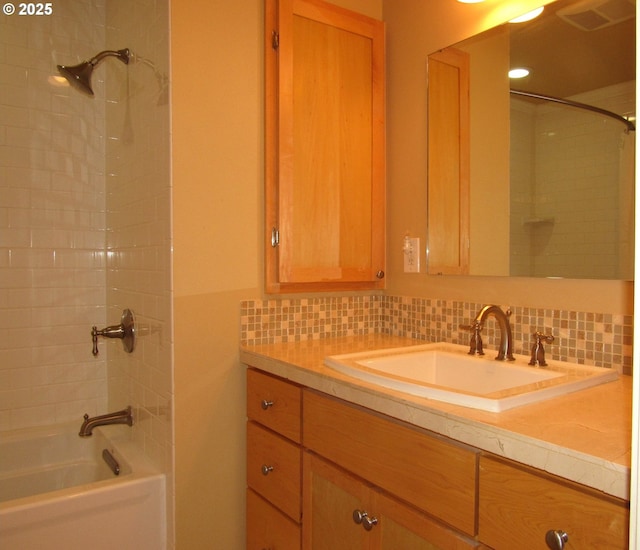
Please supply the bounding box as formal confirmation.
[0,423,166,550]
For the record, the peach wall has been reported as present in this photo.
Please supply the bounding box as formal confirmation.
[171,0,262,546]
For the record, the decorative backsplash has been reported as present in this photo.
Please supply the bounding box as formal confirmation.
[240,295,633,374]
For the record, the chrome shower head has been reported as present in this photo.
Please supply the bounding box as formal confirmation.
[57,48,130,96]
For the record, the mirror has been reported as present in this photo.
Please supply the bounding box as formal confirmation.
[427,0,635,280]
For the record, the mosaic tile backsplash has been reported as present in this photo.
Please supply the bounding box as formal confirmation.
[240,295,633,374]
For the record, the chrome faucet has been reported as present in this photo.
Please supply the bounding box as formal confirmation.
[468,305,515,361]
[79,406,133,437]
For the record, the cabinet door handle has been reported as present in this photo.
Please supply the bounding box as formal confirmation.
[545,529,569,549]
[261,464,274,475]
[261,399,274,410]
[352,509,378,530]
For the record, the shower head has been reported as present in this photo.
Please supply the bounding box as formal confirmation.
[57,48,130,96]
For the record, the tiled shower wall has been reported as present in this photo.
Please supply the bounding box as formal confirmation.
[0,0,173,486]
[510,81,635,279]
[0,3,108,430]
[104,0,172,479]
[105,3,173,543]
[241,295,633,375]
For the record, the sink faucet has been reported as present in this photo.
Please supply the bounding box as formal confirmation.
[79,406,133,437]
[469,305,515,361]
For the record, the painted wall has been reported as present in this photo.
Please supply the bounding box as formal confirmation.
[171,1,262,546]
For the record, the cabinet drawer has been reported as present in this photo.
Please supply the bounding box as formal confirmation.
[247,421,301,521]
[302,390,478,536]
[479,455,629,550]
[247,368,301,442]
[247,489,300,550]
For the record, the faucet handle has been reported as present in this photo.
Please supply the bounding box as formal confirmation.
[460,322,484,356]
[529,331,554,367]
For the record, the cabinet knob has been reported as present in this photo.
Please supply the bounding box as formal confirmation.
[261,399,274,410]
[352,509,378,531]
[376,270,385,279]
[261,464,274,476]
[362,515,378,530]
[545,529,569,549]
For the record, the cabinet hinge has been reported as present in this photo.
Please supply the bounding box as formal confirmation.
[271,227,280,247]
[271,30,279,50]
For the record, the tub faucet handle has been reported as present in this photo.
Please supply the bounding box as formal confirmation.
[91,309,136,356]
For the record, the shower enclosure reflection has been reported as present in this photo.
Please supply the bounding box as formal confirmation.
[426,0,635,280]
[510,85,635,279]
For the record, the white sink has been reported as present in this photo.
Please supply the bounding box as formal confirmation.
[324,343,618,412]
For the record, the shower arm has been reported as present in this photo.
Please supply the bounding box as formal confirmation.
[89,48,130,67]
[510,89,635,133]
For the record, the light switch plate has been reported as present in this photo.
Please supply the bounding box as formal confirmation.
[403,237,420,273]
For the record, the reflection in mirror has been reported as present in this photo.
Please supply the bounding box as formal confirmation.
[427,0,635,280]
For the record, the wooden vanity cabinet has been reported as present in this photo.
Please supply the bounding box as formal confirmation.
[478,454,630,550]
[265,0,386,293]
[246,369,302,549]
[246,367,630,550]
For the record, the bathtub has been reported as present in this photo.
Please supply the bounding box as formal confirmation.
[0,422,166,550]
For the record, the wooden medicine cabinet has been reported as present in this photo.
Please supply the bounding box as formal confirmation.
[265,0,386,293]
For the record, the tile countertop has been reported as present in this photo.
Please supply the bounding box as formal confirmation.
[240,334,632,501]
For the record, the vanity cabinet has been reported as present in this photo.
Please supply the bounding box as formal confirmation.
[245,366,630,550]
[478,455,629,550]
[265,0,386,293]
[246,369,302,549]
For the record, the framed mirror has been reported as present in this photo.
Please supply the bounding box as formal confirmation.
[427,0,635,280]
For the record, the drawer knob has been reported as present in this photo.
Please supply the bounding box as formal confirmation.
[261,464,274,476]
[352,509,378,531]
[261,399,274,410]
[545,530,569,550]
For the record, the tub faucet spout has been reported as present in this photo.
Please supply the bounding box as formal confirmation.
[472,305,515,361]
[79,406,133,437]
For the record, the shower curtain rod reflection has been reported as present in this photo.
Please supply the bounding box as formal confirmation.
[510,89,635,132]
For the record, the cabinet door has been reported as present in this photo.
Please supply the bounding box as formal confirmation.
[479,455,629,550]
[303,452,369,550]
[265,0,386,292]
[372,491,485,550]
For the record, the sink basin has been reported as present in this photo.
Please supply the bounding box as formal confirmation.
[324,343,618,412]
